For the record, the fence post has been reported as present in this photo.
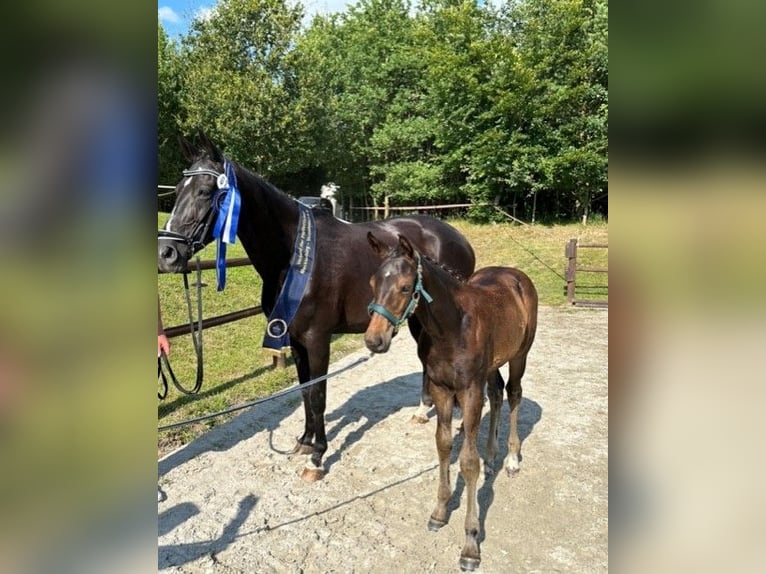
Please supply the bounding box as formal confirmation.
[565,238,578,304]
[272,352,286,369]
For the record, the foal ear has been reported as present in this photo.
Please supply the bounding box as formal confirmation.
[397,234,415,259]
[178,134,199,162]
[367,232,388,259]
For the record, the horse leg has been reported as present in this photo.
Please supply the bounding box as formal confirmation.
[409,320,432,424]
[428,383,454,531]
[301,335,331,482]
[291,341,315,455]
[457,386,484,571]
[485,370,504,476]
[504,356,527,477]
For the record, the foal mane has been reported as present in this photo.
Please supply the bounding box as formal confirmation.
[423,254,468,284]
[390,246,468,284]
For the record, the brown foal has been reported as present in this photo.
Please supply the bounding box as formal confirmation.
[365,233,538,571]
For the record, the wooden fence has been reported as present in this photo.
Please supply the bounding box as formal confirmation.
[161,257,287,368]
[565,238,608,308]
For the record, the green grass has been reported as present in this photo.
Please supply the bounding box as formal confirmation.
[157,214,607,456]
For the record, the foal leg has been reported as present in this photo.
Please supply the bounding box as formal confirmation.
[457,387,484,571]
[428,383,454,531]
[411,326,433,424]
[485,370,504,476]
[504,356,527,477]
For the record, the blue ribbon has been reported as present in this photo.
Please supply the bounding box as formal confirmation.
[263,204,316,351]
[211,161,241,291]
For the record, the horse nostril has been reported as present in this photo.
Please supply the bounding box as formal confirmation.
[161,245,176,261]
[365,334,385,353]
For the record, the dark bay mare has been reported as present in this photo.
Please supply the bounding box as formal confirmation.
[157,132,475,481]
[365,233,538,571]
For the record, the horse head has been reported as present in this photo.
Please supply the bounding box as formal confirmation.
[365,233,431,353]
[158,131,229,273]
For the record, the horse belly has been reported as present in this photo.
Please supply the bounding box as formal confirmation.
[484,307,526,369]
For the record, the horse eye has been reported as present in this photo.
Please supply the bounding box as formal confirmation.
[401,285,412,294]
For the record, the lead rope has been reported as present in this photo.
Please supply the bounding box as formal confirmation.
[158,257,204,398]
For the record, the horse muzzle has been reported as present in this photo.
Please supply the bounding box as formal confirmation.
[364,315,394,354]
[158,236,192,273]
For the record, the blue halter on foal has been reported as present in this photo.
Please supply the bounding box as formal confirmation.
[367,253,434,332]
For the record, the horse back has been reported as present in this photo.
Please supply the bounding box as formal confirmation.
[465,266,538,361]
[297,214,476,334]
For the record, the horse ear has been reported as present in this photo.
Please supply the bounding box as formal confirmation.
[196,129,224,163]
[178,134,198,162]
[398,234,415,259]
[367,232,388,259]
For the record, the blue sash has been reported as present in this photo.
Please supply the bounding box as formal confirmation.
[263,204,316,351]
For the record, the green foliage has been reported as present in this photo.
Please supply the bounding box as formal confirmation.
[158,0,608,222]
[157,23,186,203]
[178,0,306,176]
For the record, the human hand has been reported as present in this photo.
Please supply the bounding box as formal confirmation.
[158,334,170,357]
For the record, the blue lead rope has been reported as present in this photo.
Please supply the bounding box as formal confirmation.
[263,203,317,351]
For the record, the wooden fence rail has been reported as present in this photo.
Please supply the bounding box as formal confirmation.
[161,257,287,368]
[565,239,608,308]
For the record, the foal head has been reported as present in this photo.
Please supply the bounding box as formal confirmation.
[158,131,229,273]
[365,233,432,353]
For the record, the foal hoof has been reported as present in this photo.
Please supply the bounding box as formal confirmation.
[459,556,481,572]
[292,442,314,455]
[506,465,520,478]
[410,414,429,424]
[301,466,325,482]
[427,518,446,531]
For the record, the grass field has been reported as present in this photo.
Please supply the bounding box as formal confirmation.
[157,214,607,456]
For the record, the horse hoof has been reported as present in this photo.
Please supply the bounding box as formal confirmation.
[410,414,429,424]
[459,556,481,572]
[301,467,324,482]
[506,465,520,478]
[427,518,446,531]
[292,442,314,455]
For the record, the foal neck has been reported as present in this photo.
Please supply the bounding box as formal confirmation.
[415,256,464,336]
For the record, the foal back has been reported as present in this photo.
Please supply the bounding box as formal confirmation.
[461,266,538,368]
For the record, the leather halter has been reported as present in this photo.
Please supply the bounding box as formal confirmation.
[157,167,226,254]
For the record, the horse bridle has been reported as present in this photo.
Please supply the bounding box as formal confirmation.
[367,253,433,332]
[157,167,228,254]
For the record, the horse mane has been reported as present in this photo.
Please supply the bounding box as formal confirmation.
[422,254,469,284]
[390,246,468,284]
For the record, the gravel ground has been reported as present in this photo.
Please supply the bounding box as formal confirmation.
[159,306,608,573]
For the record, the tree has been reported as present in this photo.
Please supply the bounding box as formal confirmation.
[507,0,608,223]
[158,23,186,202]
[178,0,305,177]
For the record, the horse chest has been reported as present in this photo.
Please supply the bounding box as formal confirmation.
[424,357,458,386]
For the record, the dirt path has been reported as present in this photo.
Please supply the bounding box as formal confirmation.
[158,306,608,573]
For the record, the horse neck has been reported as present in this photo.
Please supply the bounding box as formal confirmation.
[415,257,464,339]
[234,165,299,280]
